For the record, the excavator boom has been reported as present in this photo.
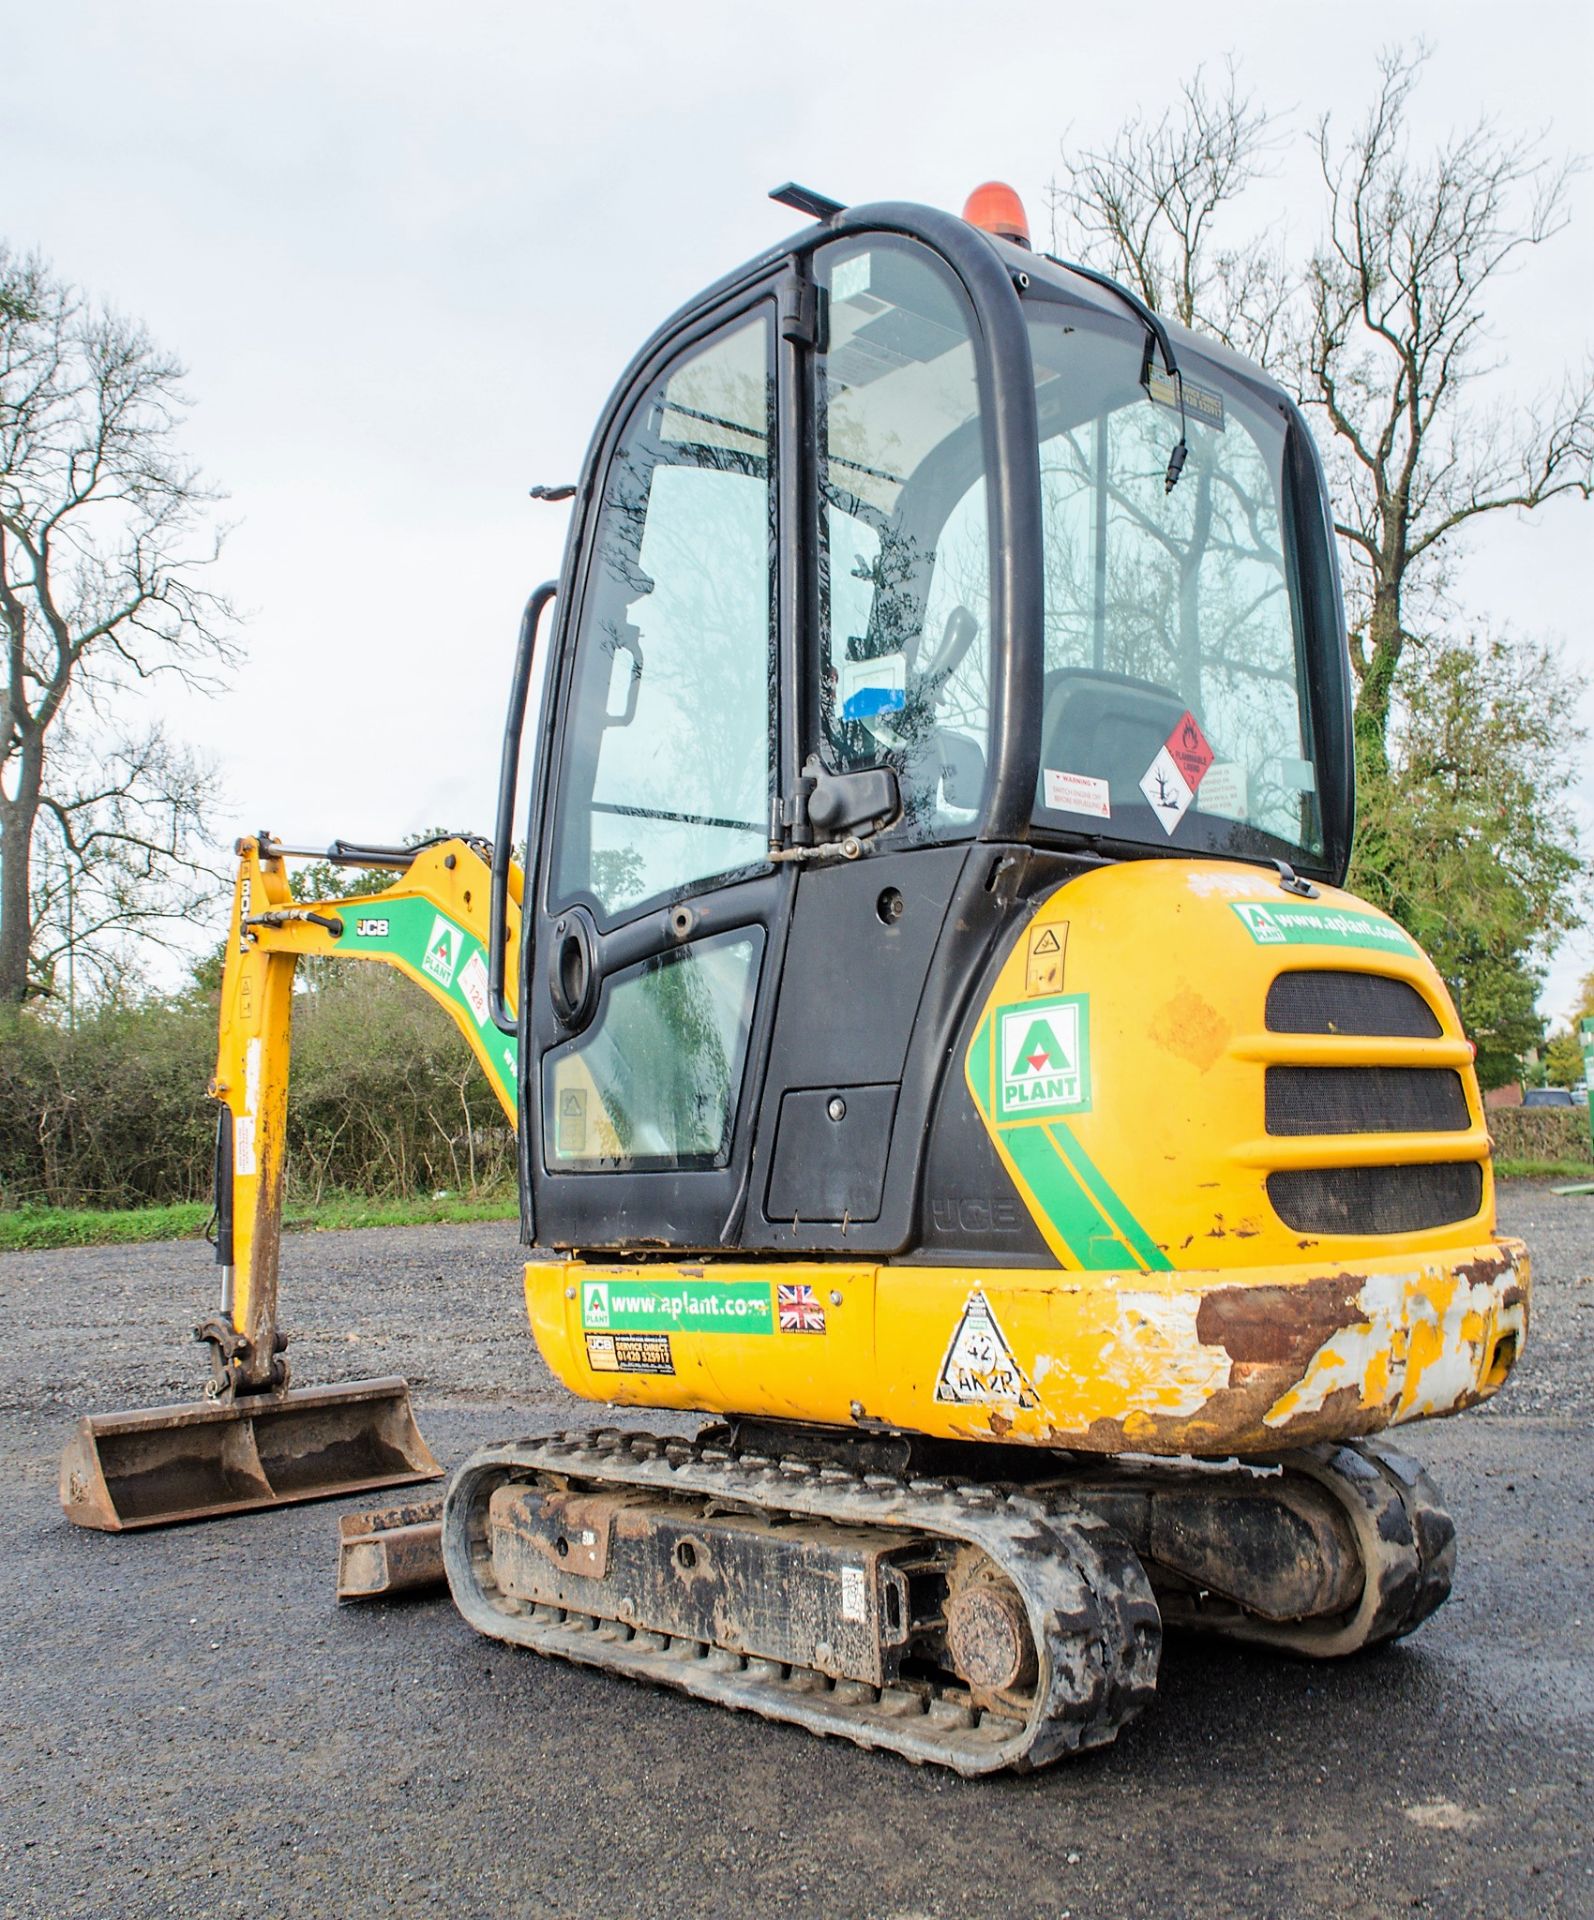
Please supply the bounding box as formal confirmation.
[60,832,523,1530]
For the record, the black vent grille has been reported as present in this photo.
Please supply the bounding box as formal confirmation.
[1266,970,1441,1039]
[1266,1066,1470,1136]
[1268,1163,1483,1235]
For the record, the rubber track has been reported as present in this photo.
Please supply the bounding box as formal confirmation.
[443,1426,1161,1775]
[1185,1439,1456,1659]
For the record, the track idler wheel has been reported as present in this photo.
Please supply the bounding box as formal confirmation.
[1247,1440,1456,1658]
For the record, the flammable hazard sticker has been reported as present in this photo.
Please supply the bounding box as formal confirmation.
[585,1331,675,1375]
[934,1289,1038,1407]
[1165,710,1214,792]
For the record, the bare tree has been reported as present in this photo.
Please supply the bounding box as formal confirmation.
[0,245,236,1007]
[1049,48,1594,778]
[1048,59,1291,359]
[1304,47,1594,771]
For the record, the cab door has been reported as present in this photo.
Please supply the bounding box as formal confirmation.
[525,292,789,1250]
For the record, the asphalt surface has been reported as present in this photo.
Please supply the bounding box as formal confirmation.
[1,1188,1590,1920]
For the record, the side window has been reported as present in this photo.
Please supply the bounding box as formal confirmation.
[815,240,992,838]
[553,312,775,920]
[544,931,763,1171]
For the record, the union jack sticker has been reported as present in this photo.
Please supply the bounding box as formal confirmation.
[777,1283,826,1334]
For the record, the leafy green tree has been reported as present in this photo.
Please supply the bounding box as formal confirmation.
[1349,635,1585,1087]
[1544,1029,1585,1088]
[1543,970,1594,1086]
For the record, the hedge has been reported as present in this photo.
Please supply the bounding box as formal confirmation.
[0,968,512,1209]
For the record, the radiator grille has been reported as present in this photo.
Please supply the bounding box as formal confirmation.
[1266,1066,1470,1136]
[1266,970,1441,1039]
[1268,1163,1484,1236]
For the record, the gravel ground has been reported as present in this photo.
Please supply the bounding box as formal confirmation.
[1,1187,1590,1920]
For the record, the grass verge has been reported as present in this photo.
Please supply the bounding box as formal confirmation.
[0,1191,518,1252]
[1494,1158,1594,1182]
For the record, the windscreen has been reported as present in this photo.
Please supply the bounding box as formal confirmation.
[1026,304,1323,864]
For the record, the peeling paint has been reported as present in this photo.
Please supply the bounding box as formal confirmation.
[1183,869,1278,899]
[1040,1291,1232,1419]
[1262,1259,1526,1429]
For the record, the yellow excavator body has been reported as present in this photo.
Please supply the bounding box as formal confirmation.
[526,859,1525,1455]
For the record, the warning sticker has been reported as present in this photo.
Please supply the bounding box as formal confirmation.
[558,1087,587,1155]
[1198,761,1247,820]
[1025,921,1067,998]
[585,1331,675,1375]
[1166,712,1214,792]
[935,1290,1038,1407]
[233,1113,257,1178]
[422,914,461,988]
[997,993,1091,1120]
[1042,767,1111,820]
[458,950,490,1025]
[1139,746,1195,834]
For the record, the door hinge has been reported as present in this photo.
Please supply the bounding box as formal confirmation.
[779,271,822,350]
[773,773,818,849]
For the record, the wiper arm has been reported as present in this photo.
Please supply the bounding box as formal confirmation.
[1042,253,1189,493]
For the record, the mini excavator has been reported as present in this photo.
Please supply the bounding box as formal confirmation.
[62,184,1528,1774]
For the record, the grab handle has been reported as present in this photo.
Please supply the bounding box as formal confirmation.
[490,581,557,1036]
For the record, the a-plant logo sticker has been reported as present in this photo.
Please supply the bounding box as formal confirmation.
[997,993,1091,1120]
[422,914,461,987]
[582,1281,610,1329]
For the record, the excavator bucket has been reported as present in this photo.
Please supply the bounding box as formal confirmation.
[59,1378,441,1531]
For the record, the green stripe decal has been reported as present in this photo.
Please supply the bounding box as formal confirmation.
[1000,1121,1137,1270]
[968,1014,994,1114]
[1046,1125,1172,1271]
[970,992,1168,1271]
[331,897,519,1105]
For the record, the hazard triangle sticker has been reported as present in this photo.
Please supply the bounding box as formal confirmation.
[934,1290,1038,1407]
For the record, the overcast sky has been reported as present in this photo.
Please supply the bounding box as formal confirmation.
[10,1,1594,1016]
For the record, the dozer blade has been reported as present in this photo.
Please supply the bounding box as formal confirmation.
[60,1377,442,1531]
[336,1493,447,1600]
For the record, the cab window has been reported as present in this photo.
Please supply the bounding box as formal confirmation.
[814,239,992,839]
[552,311,776,920]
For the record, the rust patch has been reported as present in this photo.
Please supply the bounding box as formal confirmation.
[1195,1272,1367,1367]
[1456,1251,1512,1291]
[988,1409,1014,1438]
[1149,988,1231,1073]
[1065,1370,1385,1459]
